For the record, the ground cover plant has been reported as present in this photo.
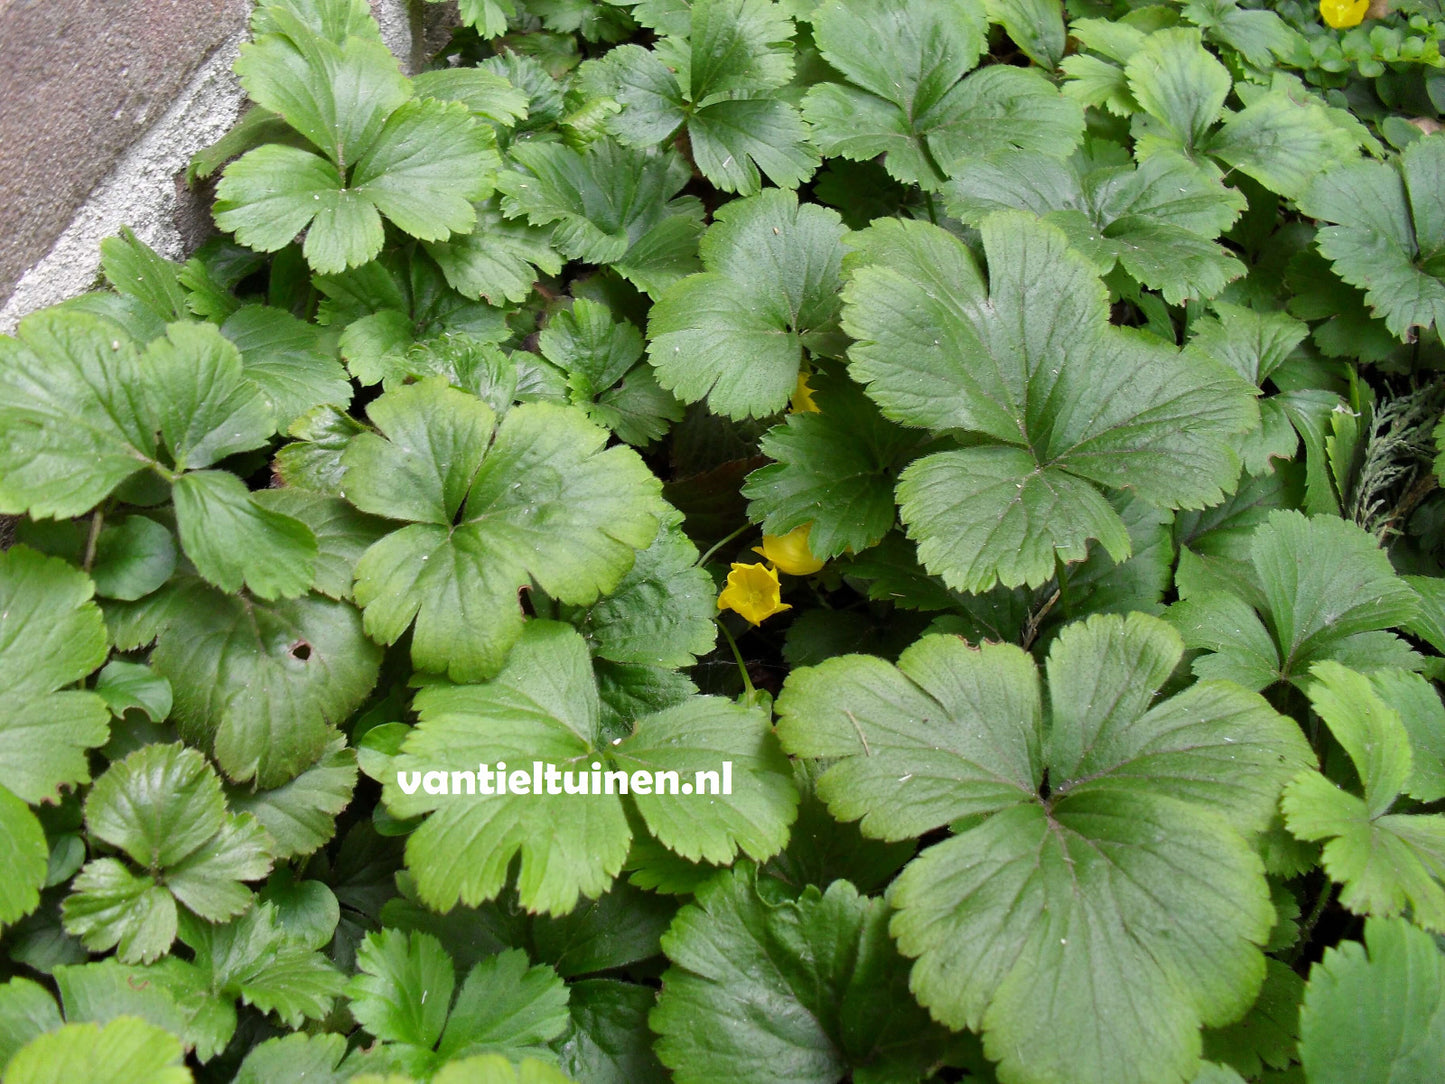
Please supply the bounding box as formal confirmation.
[4,0,1445,1079]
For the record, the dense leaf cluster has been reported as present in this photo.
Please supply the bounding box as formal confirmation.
[3,0,1445,1081]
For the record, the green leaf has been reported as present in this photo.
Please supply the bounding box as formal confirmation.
[776,613,1312,1084]
[0,546,110,805]
[652,866,961,1084]
[1183,0,1301,69]
[596,661,697,743]
[686,0,796,98]
[156,816,269,924]
[172,471,318,600]
[564,517,717,669]
[904,447,1136,595]
[383,622,633,915]
[213,146,372,272]
[90,516,177,602]
[1282,662,1445,931]
[1,1017,190,1084]
[437,948,569,1060]
[0,978,63,1069]
[1125,28,1231,152]
[1201,958,1304,1079]
[95,661,173,723]
[275,405,369,494]
[1296,134,1445,340]
[556,979,666,1084]
[220,305,353,429]
[432,1055,576,1084]
[686,97,819,195]
[535,300,684,444]
[64,745,273,961]
[236,14,408,167]
[593,44,687,146]
[611,698,798,865]
[412,68,529,126]
[319,251,509,382]
[804,0,1080,187]
[842,213,1253,592]
[649,189,848,420]
[151,585,381,788]
[0,787,47,932]
[54,956,235,1063]
[943,149,1246,304]
[593,1,813,193]
[257,875,341,949]
[248,0,382,45]
[220,24,496,272]
[348,928,455,1049]
[1185,301,1307,386]
[808,62,1082,190]
[386,622,793,914]
[142,322,275,472]
[346,382,665,682]
[343,378,497,526]
[497,139,703,296]
[530,882,674,977]
[451,0,517,37]
[252,488,391,602]
[352,99,500,239]
[184,902,345,1027]
[1061,52,1135,117]
[233,1034,349,1084]
[986,0,1066,68]
[1370,669,1445,803]
[228,738,358,858]
[539,298,642,400]
[379,877,672,978]
[0,311,156,518]
[590,364,685,447]
[1169,510,1421,690]
[1208,89,1364,203]
[1299,917,1445,1084]
[83,740,267,875]
[426,201,564,306]
[61,860,180,965]
[763,761,915,896]
[100,227,190,325]
[743,369,921,559]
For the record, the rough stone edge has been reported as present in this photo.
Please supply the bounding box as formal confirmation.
[0,30,248,334]
[0,0,424,335]
[372,0,423,71]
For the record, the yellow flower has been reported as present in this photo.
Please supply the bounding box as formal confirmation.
[718,562,791,625]
[1320,0,1368,28]
[790,371,819,413]
[753,524,826,575]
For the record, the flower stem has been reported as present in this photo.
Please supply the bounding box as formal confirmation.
[696,522,753,569]
[82,507,105,572]
[715,617,756,700]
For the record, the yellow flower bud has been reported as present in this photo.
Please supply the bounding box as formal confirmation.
[1320,0,1368,28]
[717,562,791,625]
[753,524,826,575]
[790,371,820,413]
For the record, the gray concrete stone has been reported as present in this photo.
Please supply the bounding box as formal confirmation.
[0,30,249,330]
[0,0,428,333]
[0,0,251,305]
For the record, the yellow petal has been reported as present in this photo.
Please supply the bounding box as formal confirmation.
[753,524,826,575]
[1320,0,1368,28]
[717,562,792,625]
[789,371,819,414]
